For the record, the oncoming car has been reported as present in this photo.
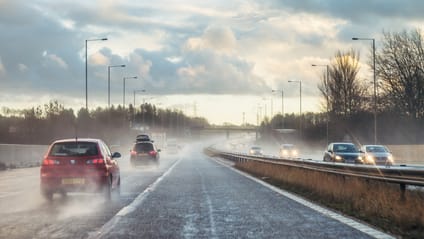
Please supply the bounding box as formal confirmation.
[323,142,364,164]
[360,145,394,166]
[130,141,161,166]
[40,138,121,200]
[279,144,299,159]
[249,146,263,155]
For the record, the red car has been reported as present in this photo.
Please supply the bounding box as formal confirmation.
[40,138,121,200]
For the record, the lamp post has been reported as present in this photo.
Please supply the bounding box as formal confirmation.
[108,64,125,108]
[352,37,377,144]
[85,37,107,110]
[288,80,302,138]
[312,64,330,145]
[272,89,284,129]
[123,76,138,109]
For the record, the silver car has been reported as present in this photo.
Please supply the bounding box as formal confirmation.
[249,146,263,155]
[360,145,394,166]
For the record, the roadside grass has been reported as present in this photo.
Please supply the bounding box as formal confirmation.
[235,160,424,239]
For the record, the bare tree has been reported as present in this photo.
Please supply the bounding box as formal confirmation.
[376,29,424,119]
[318,49,367,118]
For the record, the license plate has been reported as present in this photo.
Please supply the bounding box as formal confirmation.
[137,153,148,156]
[62,178,85,185]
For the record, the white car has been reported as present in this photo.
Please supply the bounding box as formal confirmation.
[279,144,299,159]
[360,145,394,166]
[249,146,263,155]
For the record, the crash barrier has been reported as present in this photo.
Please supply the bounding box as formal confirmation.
[204,147,424,200]
[0,144,48,169]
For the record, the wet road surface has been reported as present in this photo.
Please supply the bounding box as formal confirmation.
[0,143,393,239]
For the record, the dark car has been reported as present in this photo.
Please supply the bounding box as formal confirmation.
[323,142,364,164]
[360,145,394,166]
[136,134,152,142]
[130,141,161,166]
[40,138,121,200]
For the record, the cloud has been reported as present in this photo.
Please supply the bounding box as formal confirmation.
[0,57,6,76]
[185,26,237,54]
[43,52,68,69]
[18,63,28,72]
[89,51,109,66]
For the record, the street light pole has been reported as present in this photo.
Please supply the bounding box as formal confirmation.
[123,76,138,109]
[312,64,330,145]
[272,89,284,129]
[108,64,126,108]
[85,37,107,110]
[352,37,377,144]
[288,80,302,138]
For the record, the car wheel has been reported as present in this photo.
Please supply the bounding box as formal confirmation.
[103,177,112,200]
[42,190,53,201]
[113,177,121,199]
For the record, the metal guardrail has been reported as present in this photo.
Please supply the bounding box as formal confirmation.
[205,147,424,199]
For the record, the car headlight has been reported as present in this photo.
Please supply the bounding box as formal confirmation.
[388,155,394,162]
[292,150,298,156]
[366,155,374,162]
[335,155,342,160]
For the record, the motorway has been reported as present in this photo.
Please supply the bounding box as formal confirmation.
[0,141,394,239]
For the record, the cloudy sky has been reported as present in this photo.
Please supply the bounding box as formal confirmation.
[0,0,423,124]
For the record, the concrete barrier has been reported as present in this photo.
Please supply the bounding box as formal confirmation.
[0,144,49,169]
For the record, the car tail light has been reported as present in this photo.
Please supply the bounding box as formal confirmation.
[130,150,137,156]
[149,150,157,156]
[86,158,105,164]
[42,158,60,165]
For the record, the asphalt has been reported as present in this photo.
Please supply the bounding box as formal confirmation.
[93,147,384,239]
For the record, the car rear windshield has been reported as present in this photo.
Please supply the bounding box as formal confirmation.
[49,142,99,156]
[134,143,154,152]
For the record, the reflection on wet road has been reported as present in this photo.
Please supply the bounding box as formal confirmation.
[0,143,393,239]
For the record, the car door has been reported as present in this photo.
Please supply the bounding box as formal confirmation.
[100,141,120,186]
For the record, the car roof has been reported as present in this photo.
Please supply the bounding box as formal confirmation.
[52,138,102,144]
[362,144,385,147]
[332,142,355,145]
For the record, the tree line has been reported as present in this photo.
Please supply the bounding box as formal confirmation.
[261,28,424,145]
[0,101,209,145]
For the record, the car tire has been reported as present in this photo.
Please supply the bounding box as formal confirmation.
[113,177,121,199]
[103,177,112,200]
[42,190,53,201]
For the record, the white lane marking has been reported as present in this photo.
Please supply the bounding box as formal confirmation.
[210,157,395,239]
[88,157,182,239]
[197,168,217,239]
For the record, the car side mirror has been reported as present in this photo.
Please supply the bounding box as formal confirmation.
[157,149,161,152]
[112,152,121,158]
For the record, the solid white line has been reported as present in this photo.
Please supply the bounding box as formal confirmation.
[210,157,395,239]
[88,158,182,239]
